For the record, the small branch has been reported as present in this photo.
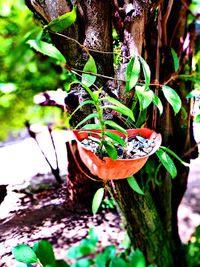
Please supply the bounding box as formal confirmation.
[71,67,125,82]
[163,74,178,85]
[49,30,120,55]
[152,7,162,130]
[182,142,200,158]
[162,0,174,45]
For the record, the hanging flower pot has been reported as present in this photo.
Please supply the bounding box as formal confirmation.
[72,128,162,181]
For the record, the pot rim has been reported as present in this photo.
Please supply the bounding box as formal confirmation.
[73,128,162,161]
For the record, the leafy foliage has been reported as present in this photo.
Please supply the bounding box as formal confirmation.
[186,226,200,267]
[12,228,151,267]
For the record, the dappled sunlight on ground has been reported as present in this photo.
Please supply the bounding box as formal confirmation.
[0,126,200,265]
[0,183,123,266]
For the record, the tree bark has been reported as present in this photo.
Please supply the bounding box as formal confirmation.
[108,179,174,266]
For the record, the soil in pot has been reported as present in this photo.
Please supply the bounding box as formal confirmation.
[80,135,156,160]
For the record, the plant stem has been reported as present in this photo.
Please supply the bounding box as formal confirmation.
[96,101,105,152]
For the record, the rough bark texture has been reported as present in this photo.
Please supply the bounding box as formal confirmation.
[108,180,174,266]
[80,0,114,76]
[25,0,197,266]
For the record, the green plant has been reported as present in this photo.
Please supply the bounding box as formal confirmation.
[25,14,190,215]
[12,228,152,267]
[186,226,200,267]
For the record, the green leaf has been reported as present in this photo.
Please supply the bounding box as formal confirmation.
[105,131,126,146]
[46,6,76,32]
[81,124,102,130]
[33,240,56,267]
[88,228,99,246]
[93,87,102,102]
[12,244,38,264]
[75,113,99,129]
[171,48,179,72]
[135,86,154,111]
[127,176,144,195]
[103,140,118,160]
[125,55,141,91]
[156,148,177,178]
[152,93,163,115]
[95,245,116,267]
[109,258,127,267]
[92,188,105,215]
[128,249,146,267]
[159,146,190,167]
[139,56,151,88]
[195,114,200,122]
[103,96,135,121]
[27,40,66,63]
[82,55,97,87]
[67,244,94,259]
[80,100,95,107]
[104,120,127,135]
[162,85,182,115]
[71,258,93,267]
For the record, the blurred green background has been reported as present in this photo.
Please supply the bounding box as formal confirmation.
[0,0,64,141]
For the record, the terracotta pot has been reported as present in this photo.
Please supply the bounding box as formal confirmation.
[72,128,162,181]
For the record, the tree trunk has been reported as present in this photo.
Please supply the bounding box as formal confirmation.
[107,180,174,266]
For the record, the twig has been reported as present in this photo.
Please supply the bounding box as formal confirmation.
[152,7,162,130]
[71,67,125,82]
[48,30,120,55]
[162,0,174,45]
[182,142,200,158]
